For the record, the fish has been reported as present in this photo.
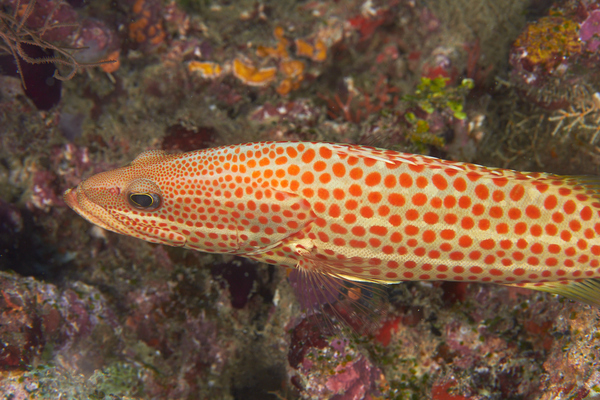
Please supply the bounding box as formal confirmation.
[63,141,600,306]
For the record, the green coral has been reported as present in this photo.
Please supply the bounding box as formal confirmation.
[513,16,582,70]
[176,0,212,13]
[405,77,473,120]
[404,116,445,150]
[402,77,473,151]
[21,362,141,399]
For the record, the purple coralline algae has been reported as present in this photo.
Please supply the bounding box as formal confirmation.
[287,316,384,399]
[580,10,600,51]
[509,1,600,110]
[0,271,119,372]
[0,0,120,109]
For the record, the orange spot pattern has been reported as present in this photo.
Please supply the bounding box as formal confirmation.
[67,141,600,286]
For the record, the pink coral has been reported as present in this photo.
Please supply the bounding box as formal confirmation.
[580,10,600,51]
[71,18,120,65]
[325,355,382,399]
[4,0,79,42]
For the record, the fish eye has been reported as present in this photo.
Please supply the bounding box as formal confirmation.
[128,193,161,210]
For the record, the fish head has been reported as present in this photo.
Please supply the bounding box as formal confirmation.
[63,149,187,247]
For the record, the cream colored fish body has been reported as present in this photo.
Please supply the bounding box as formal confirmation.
[64,141,600,304]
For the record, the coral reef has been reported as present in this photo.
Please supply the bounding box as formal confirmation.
[0,0,119,109]
[507,1,600,148]
[1,0,600,399]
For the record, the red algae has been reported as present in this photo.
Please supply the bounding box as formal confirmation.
[161,124,216,152]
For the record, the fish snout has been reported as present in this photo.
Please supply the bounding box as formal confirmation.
[62,183,126,235]
[63,186,78,209]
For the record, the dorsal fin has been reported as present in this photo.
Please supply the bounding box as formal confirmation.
[130,150,169,166]
[329,144,397,165]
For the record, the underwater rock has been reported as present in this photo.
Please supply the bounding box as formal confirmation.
[0,44,62,110]
[509,3,600,109]
[162,124,216,152]
[288,316,383,399]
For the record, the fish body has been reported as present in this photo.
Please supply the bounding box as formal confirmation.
[64,141,600,303]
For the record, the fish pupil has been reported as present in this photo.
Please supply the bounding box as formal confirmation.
[129,193,160,209]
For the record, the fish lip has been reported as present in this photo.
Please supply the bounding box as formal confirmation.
[63,187,78,209]
[63,185,121,234]
[63,186,82,215]
[64,184,187,247]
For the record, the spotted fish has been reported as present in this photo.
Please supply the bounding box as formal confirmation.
[64,141,600,305]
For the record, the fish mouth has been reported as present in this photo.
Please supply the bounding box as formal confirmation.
[63,186,125,235]
[64,185,187,246]
[63,187,79,211]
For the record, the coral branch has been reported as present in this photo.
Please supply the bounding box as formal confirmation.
[318,76,399,123]
[548,94,600,144]
[0,0,116,89]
